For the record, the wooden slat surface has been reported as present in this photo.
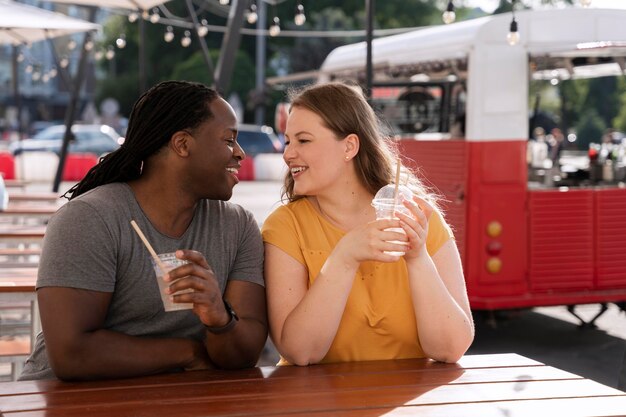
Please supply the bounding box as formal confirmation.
[1,354,625,416]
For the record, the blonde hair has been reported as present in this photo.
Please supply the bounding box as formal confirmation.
[282,82,438,208]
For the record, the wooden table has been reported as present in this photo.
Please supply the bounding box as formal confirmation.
[0,225,46,245]
[1,353,626,416]
[0,268,38,379]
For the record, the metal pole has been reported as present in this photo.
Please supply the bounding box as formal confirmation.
[184,0,215,85]
[11,46,23,141]
[365,0,374,101]
[52,7,97,193]
[254,0,267,125]
[139,15,146,92]
[214,0,247,94]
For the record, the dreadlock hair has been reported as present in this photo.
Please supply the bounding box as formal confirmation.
[283,82,439,209]
[63,80,219,200]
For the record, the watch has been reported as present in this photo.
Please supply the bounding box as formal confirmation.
[205,298,239,334]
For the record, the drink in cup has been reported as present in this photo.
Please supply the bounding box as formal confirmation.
[371,184,414,256]
[151,252,194,312]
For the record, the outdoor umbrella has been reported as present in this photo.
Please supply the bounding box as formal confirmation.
[0,0,99,45]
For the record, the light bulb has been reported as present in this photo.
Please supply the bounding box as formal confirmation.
[32,71,41,82]
[48,67,57,78]
[60,57,69,68]
[25,64,33,74]
[84,40,94,51]
[105,47,115,60]
[42,74,50,83]
[181,31,191,47]
[442,10,456,24]
[94,50,103,60]
[128,12,138,22]
[67,39,77,50]
[17,52,24,62]
[443,1,455,24]
[550,78,559,86]
[219,0,229,4]
[164,26,174,43]
[116,34,126,49]
[507,19,519,46]
[581,0,592,6]
[269,17,281,37]
[294,4,306,26]
[150,8,160,23]
[197,19,209,37]
[247,4,258,24]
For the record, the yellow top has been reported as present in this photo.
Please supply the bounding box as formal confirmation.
[261,198,454,364]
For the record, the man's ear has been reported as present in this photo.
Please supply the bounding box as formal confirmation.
[171,130,191,157]
[344,133,360,160]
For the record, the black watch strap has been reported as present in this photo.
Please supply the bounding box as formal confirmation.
[205,298,239,334]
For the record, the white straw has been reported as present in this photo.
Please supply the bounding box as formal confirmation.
[130,220,168,274]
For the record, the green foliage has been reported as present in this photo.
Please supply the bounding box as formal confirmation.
[582,77,619,129]
[558,79,589,131]
[575,108,605,149]
[613,77,626,132]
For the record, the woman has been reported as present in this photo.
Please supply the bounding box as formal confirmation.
[262,82,473,366]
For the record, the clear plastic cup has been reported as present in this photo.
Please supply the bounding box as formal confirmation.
[151,252,193,312]
[371,184,414,256]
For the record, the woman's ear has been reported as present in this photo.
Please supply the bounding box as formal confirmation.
[344,133,360,160]
[171,131,191,157]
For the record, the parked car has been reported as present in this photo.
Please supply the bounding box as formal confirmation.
[237,124,283,157]
[9,124,123,157]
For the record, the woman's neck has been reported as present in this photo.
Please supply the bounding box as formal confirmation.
[311,184,375,231]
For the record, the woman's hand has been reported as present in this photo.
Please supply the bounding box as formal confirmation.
[334,218,409,265]
[396,196,434,260]
[163,249,230,328]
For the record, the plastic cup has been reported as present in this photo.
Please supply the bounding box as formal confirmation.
[371,184,414,256]
[151,252,193,312]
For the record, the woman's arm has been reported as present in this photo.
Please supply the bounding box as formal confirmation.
[397,197,474,363]
[39,287,210,381]
[405,241,474,363]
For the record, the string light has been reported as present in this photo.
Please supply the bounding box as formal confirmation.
[507,0,520,46]
[269,16,281,37]
[48,67,57,78]
[116,34,127,49]
[149,8,160,23]
[32,70,41,82]
[128,11,138,22]
[164,26,175,42]
[294,2,306,26]
[25,64,33,74]
[247,1,258,24]
[60,56,69,68]
[442,0,456,24]
[197,19,209,37]
[42,73,50,83]
[16,52,24,63]
[94,50,104,60]
[67,39,77,50]
[181,30,192,47]
[219,0,229,4]
[84,40,94,51]
[105,46,115,60]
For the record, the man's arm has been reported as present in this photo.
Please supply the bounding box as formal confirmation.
[38,287,211,381]
[203,280,268,369]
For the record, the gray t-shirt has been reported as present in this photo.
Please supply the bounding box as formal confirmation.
[19,182,264,380]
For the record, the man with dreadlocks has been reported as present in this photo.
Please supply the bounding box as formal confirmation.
[19,81,267,381]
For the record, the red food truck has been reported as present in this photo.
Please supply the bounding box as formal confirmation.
[282,7,626,325]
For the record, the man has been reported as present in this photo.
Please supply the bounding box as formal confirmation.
[19,81,267,381]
